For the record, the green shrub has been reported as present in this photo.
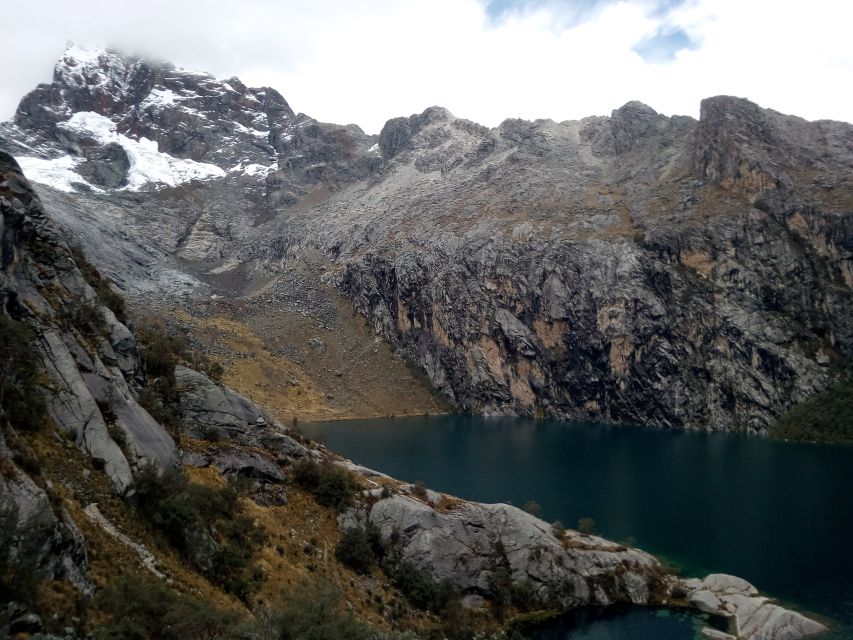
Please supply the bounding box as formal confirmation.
[292,459,358,510]
[389,562,458,613]
[93,575,240,640]
[58,298,108,339]
[522,500,541,518]
[336,523,383,574]
[132,466,265,601]
[238,580,383,640]
[412,480,428,499]
[0,315,47,431]
[133,317,186,432]
[770,379,853,443]
[551,520,565,540]
[578,517,596,535]
[135,317,186,379]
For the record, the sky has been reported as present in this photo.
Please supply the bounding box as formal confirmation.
[3,0,852,134]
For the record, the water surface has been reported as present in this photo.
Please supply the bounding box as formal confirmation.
[301,415,853,638]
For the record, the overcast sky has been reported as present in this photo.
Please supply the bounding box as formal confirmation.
[4,0,852,134]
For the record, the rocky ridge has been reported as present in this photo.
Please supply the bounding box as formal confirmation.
[2,46,850,433]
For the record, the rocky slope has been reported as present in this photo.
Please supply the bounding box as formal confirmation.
[0,151,827,639]
[282,101,852,431]
[2,45,851,435]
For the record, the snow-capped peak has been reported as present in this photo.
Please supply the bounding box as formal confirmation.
[55,43,143,97]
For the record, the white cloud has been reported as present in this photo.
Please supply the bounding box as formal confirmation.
[2,0,851,134]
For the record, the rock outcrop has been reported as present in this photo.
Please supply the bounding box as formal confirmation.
[342,492,664,608]
[1,151,177,495]
[681,574,828,640]
[338,482,827,640]
[0,430,92,596]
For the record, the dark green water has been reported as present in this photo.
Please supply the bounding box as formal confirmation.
[301,416,853,639]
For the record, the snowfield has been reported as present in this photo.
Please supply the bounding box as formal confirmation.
[15,111,225,192]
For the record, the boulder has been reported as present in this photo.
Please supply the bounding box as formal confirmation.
[346,493,662,607]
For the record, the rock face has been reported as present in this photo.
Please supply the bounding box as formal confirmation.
[1,151,178,495]
[0,431,92,596]
[2,47,852,433]
[342,492,664,608]
[296,100,853,431]
[176,365,307,504]
[0,43,381,265]
[681,574,828,640]
[338,483,827,640]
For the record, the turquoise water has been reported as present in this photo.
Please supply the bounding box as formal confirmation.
[301,416,853,639]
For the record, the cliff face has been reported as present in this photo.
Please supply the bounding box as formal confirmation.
[2,46,851,433]
[286,99,852,431]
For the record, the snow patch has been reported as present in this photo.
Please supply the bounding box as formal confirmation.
[56,111,225,190]
[227,158,277,177]
[139,88,178,110]
[15,155,102,193]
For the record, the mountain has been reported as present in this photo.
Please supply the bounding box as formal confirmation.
[0,149,828,639]
[2,44,851,434]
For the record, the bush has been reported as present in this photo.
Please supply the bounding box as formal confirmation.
[551,520,565,540]
[239,580,383,640]
[135,316,186,380]
[132,466,265,601]
[412,480,428,499]
[93,575,240,640]
[336,527,375,574]
[578,517,596,535]
[522,500,541,518]
[390,562,457,613]
[486,539,538,616]
[134,317,186,432]
[0,315,47,431]
[58,298,108,339]
[336,523,383,574]
[292,459,358,511]
[770,379,853,443]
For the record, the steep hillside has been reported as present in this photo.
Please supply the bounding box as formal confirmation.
[1,45,851,434]
[271,99,852,431]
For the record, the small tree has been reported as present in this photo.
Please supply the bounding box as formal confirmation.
[551,520,566,540]
[578,517,596,535]
[335,526,376,574]
[412,480,428,499]
[522,500,542,518]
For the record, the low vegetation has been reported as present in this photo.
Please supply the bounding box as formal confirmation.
[134,317,185,432]
[770,378,853,444]
[335,522,383,574]
[0,314,47,431]
[93,575,240,640]
[132,466,266,602]
[292,458,358,510]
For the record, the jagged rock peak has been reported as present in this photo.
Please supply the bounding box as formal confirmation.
[54,43,150,91]
[611,100,659,118]
[378,106,456,159]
